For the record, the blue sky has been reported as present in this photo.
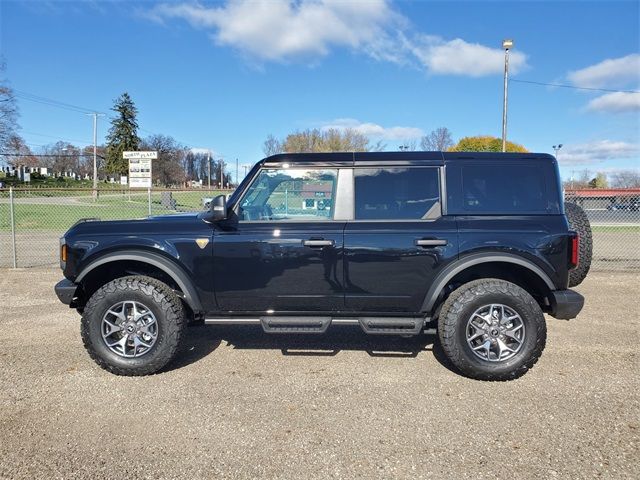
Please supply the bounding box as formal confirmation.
[2,0,639,181]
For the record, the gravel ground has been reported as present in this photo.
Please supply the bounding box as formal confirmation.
[1,269,638,479]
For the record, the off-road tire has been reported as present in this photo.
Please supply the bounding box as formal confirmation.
[437,279,546,381]
[565,202,592,287]
[81,275,185,376]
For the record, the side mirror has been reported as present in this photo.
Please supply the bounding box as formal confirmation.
[206,194,227,222]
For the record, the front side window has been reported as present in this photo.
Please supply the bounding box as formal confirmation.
[239,168,337,221]
[354,167,440,220]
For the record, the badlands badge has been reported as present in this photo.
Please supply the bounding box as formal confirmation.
[195,238,209,249]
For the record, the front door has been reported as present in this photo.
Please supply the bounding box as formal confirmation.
[213,167,345,313]
[343,166,458,313]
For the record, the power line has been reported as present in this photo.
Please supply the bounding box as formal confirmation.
[13,89,105,114]
[0,153,106,159]
[23,130,93,145]
[510,79,640,94]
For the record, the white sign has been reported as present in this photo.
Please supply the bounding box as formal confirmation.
[120,176,128,185]
[123,151,157,160]
[124,151,156,188]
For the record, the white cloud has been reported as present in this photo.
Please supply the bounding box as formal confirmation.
[559,140,640,165]
[149,0,403,63]
[409,36,528,77]
[321,118,423,140]
[147,1,528,76]
[585,92,640,113]
[568,54,640,89]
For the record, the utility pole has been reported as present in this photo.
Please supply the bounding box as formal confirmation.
[87,112,105,201]
[207,150,211,189]
[501,39,513,152]
[236,158,239,187]
[220,158,225,189]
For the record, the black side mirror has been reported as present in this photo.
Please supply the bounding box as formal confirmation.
[205,194,227,222]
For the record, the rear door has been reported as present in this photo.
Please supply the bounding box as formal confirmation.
[343,164,458,313]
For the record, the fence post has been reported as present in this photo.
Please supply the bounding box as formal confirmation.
[9,186,17,268]
[148,187,152,216]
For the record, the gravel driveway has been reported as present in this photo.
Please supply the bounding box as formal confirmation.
[1,269,638,479]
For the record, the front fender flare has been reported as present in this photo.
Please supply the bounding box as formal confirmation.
[76,250,203,313]
[421,253,556,314]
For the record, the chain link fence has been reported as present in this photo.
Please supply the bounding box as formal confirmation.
[1,187,639,270]
[0,188,229,268]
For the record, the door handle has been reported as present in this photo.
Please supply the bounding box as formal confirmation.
[415,239,447,247]
[303,239,335,248]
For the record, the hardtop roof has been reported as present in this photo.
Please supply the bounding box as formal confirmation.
[261,151,555,167]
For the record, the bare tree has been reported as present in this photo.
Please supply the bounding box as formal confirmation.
[5,135,37,168]
[610,170,640,188]
[420,127,454,151]
[0,60,19,154]
[263,134,283,157]
[139,134,186,186]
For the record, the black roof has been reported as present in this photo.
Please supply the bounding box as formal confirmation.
[261,151,555,167]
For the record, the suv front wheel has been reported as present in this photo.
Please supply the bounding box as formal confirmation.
[81,276,186,376]
[437,279,546,381]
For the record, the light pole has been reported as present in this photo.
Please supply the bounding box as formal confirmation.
[501,39,513,152]
[552,144,563,159]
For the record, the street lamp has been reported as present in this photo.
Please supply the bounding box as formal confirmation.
[501,39,513,153]
[552,144,563,159]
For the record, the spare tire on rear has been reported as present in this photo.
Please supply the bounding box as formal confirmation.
[565,202,592,287]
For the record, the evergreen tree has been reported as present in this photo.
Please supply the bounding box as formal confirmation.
[105,92,140,174]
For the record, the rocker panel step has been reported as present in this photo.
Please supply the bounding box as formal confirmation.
[358,317,424,335]
[260,316,332,334]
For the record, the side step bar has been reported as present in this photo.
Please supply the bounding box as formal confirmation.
[204,316,427,336]
[358,317,424,335]
[261,316,331,334]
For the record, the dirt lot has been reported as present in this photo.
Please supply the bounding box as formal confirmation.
[1,269,638,479]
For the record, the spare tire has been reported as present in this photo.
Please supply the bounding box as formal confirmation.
[565,202,592,287]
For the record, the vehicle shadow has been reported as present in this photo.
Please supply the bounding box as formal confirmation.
[163,323,223,372]
[170,324,458,374]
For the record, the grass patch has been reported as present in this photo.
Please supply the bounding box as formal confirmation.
[591,225,640,233]
[0,190,228,232]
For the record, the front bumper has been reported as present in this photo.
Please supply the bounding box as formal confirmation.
[549,289,584,320]
[54,279,78,306]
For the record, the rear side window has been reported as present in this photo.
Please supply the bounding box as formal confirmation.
[354,167,440,220]
[460,164,547,213]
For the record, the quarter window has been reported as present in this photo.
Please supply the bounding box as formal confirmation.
[460,164,547,213]
[239,168,337,221]
[354,167,440,220]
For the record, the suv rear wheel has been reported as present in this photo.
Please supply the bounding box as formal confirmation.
[437,279,546,381]
[81,276,185,376]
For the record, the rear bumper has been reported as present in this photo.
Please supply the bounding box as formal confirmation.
[54,279,78,306]
[549,289,584,320]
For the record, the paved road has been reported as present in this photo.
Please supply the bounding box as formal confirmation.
[1,269,638,479]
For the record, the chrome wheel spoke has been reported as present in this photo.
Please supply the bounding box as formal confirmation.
[101,301,158,358]
[466,304,525,362]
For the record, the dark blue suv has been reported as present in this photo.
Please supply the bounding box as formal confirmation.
[55,152,584,380]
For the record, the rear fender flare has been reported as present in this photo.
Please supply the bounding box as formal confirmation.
[421,253,555,313]
[75,250,203,313]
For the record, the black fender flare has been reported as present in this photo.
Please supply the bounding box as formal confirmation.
[421,253,556,313]
[75,250,203,313]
